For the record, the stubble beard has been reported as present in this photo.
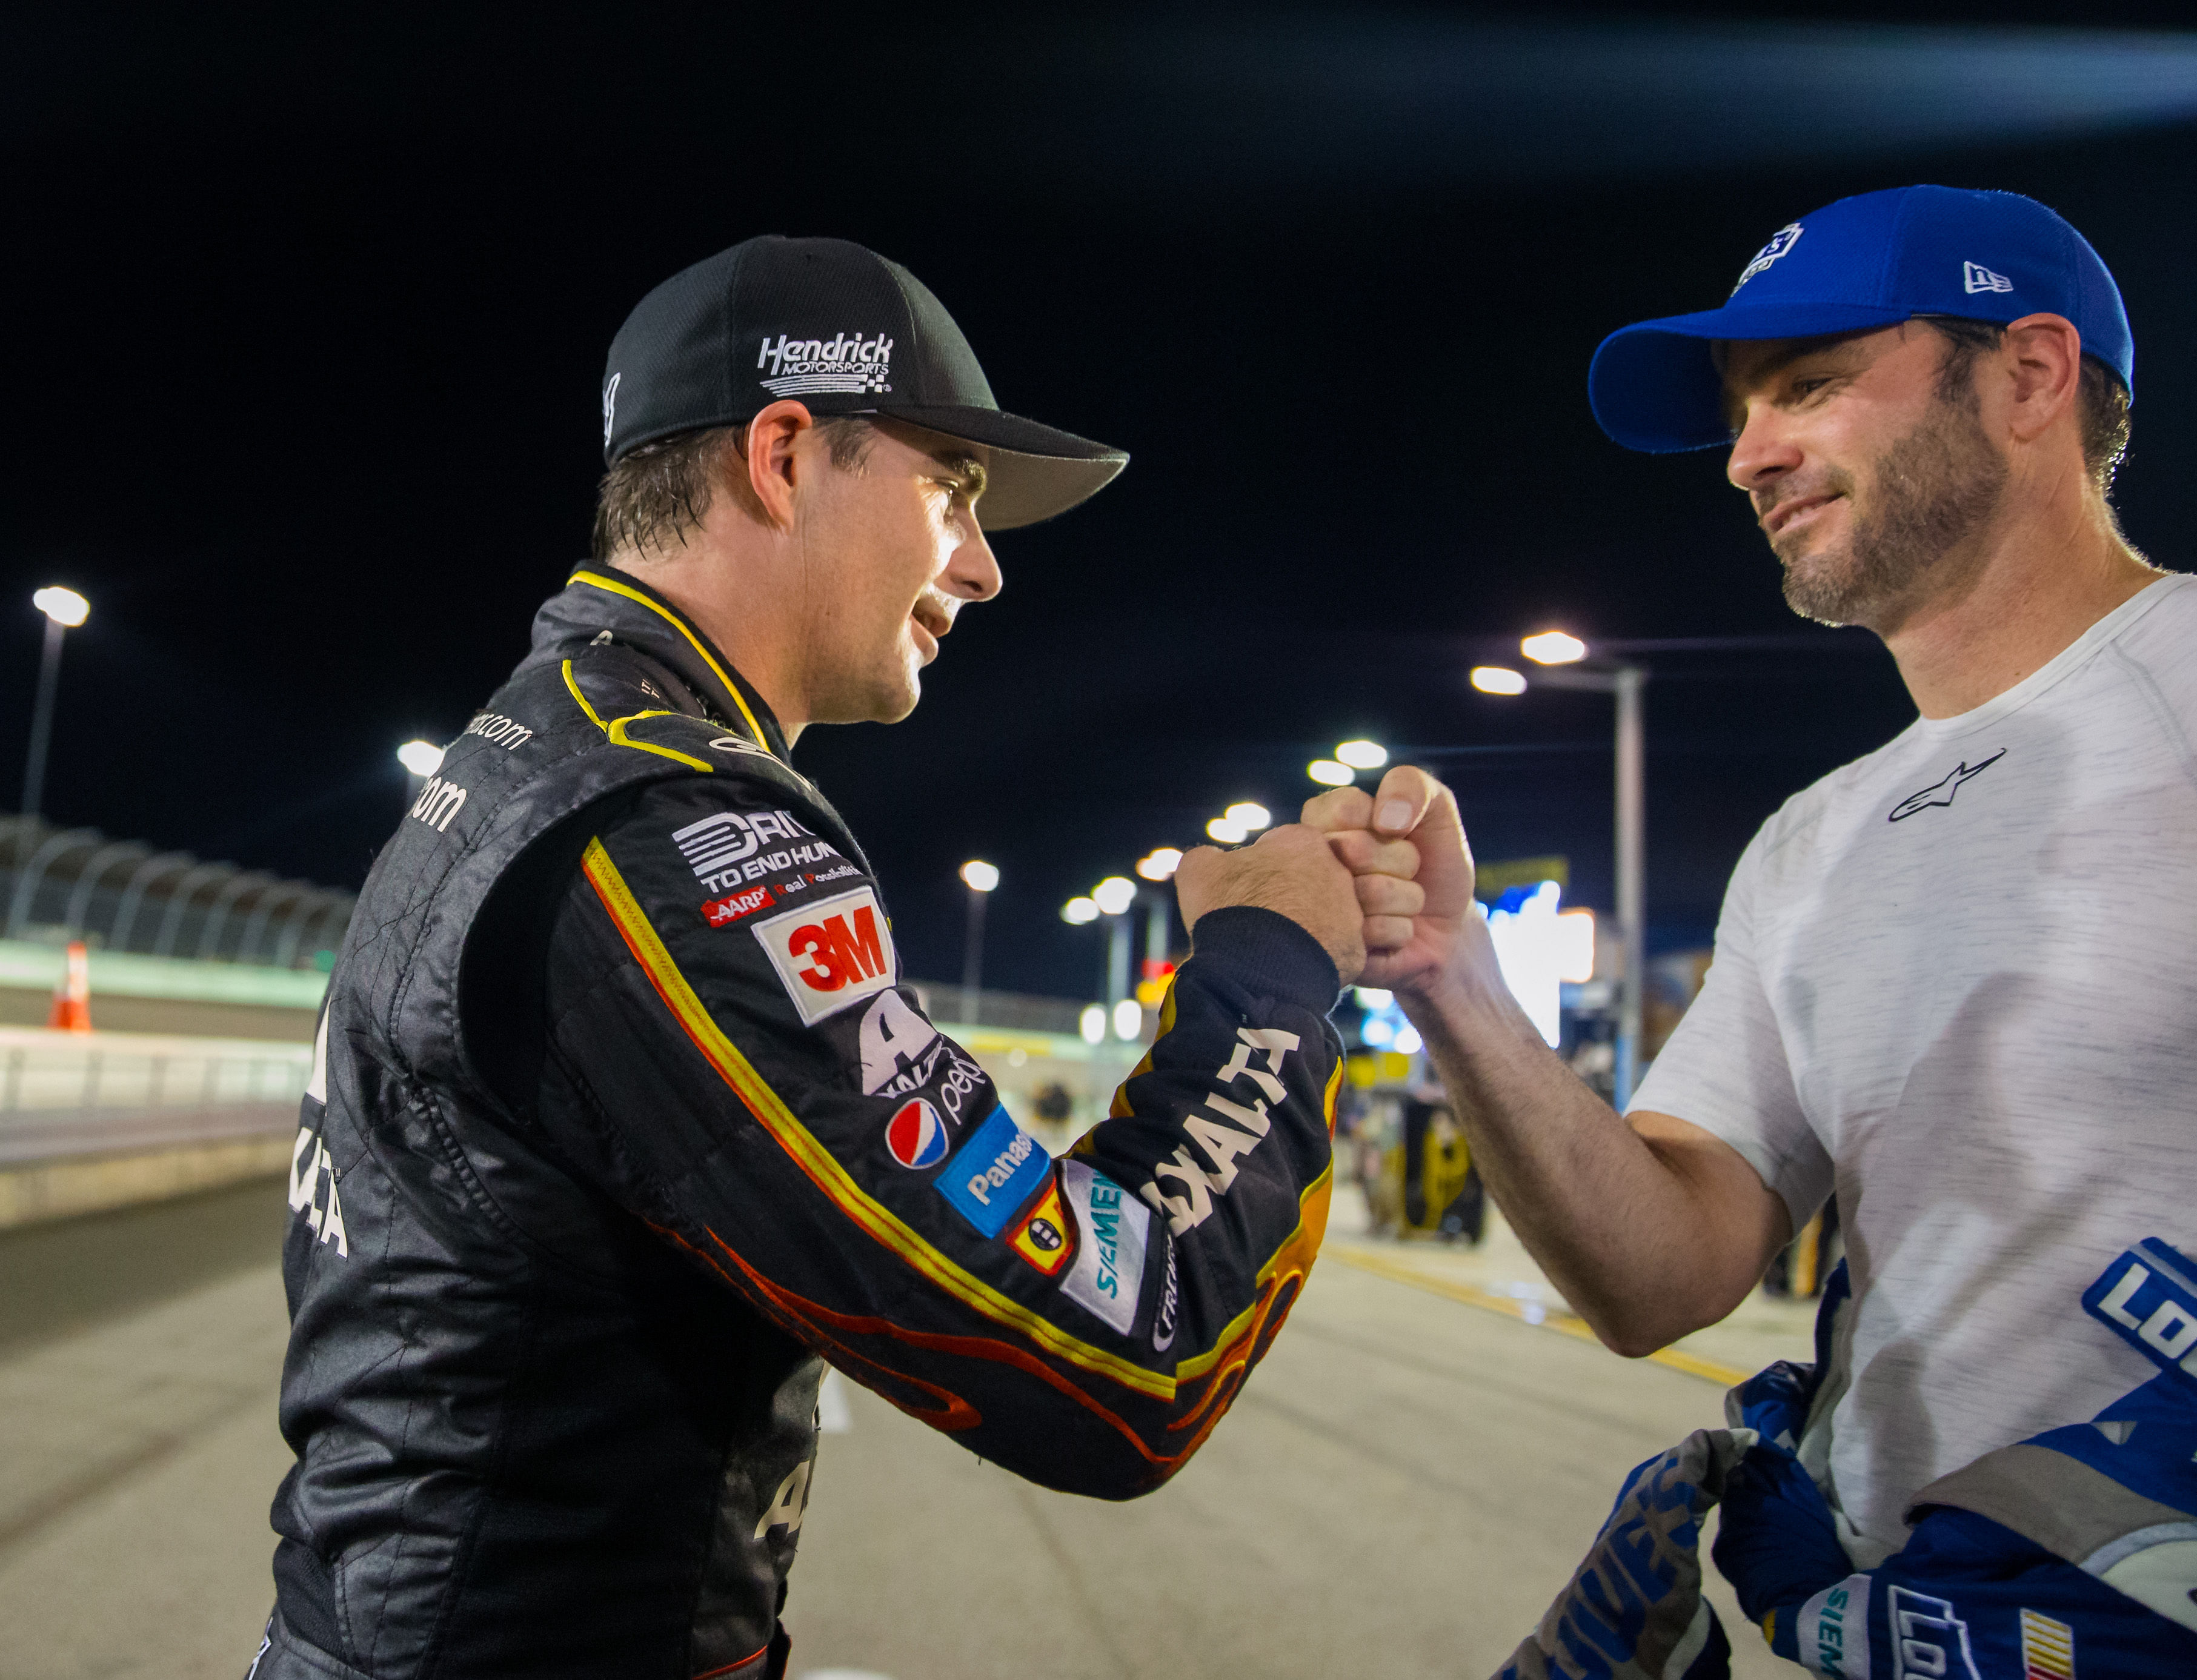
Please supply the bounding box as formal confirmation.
[1773,383,2009,631]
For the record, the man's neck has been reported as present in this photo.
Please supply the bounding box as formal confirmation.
[1877,482,2158,720]
[611,547,811,745]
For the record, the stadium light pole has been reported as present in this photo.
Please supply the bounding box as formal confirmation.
[1475,632,1649,1109]
[22,587,90,823]
[958,860,999,1024]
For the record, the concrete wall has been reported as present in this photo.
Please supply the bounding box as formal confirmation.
[0,1133,293,1229]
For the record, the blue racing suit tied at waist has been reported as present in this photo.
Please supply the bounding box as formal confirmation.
[1489,1247,2197,1680]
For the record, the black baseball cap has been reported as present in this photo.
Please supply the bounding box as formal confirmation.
[601,236,1128,531]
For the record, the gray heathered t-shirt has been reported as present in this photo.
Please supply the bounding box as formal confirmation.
[1632,573,2197,1558]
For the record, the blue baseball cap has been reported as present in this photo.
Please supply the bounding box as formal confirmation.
[1587,186,2133,453]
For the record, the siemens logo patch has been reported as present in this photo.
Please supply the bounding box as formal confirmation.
[1062,1159,1149,1335]
[937,1106,1048,1238]
[1797,1574,1871,1680]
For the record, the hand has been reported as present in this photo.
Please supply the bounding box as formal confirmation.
[1301,766,1481,1000]
[1174,823,1371,985]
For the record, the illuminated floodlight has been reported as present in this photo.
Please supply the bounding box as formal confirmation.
[1112,998,1143,1040]
[1223,802,1271,831]
[1353,986,1394,1010]
[396,740,445,777]
[1307,759,1353,786]
[1334,740,1387,770]
[1484,880,1567,1047]
[1472,665,1527,696]
[960,860,1000,893]
[1092,876,1137,916]
[1521,630,1589,665]
[1556,908,1596,984]
[32,586,90,627]
[1135,848,1183,882]
[1394,1024,1424,1055]
[1062,896,1099,925]
[1206,816,1247,844]
[1079,1003,1108,1044]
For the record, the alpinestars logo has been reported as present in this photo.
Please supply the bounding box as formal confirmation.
[602,372,620,443]
[1963,261,2014,296]
[1888,749,2006,822]
[756,332,893,398]
[1732,223,1803,295]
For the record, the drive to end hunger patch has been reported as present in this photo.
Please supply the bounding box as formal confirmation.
[938,1106,1049,1238]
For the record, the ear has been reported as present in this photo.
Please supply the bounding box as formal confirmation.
[742,399,817,530]
[1998,313,2083,446]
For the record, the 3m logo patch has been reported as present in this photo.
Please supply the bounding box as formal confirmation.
[1007,1175,1075,1277]
[2019,1609,2073,1680]
[885,1097,949,1170]
[751,887,896,1024]
[700,883,776,926]
[938,1106,1049,1238]
[1062,1159,1150,1335]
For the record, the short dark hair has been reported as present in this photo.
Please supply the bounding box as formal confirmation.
[591,416,876,563]
[1924,316,2131,497]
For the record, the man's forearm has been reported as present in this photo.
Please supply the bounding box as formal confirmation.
[1403,955,1780,1355]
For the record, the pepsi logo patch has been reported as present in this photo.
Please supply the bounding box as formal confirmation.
[886,1097,949,1170]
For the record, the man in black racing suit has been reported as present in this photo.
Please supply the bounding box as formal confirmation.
[254,236,1387,1680]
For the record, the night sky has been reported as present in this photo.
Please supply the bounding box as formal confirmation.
[7,4,2195,997]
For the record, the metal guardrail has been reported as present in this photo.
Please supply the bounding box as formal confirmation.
[0,815,355,968]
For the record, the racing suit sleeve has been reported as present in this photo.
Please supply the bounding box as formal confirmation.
[527,773,1344,1498]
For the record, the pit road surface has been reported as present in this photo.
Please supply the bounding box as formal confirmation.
[0,1179,1792,1679]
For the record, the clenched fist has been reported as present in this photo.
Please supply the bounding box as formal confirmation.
[1301,766,1484,1000]
[1174,823,1371,985]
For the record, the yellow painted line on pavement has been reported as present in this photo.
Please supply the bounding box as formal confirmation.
[1326,1245,1751,1389]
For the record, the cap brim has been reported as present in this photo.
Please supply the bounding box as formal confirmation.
[871,406,1128,530]
[1588,302,1913,453]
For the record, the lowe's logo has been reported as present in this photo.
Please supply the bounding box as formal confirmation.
[2084,1238,2197,1379]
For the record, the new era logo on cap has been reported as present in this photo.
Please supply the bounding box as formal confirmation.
[1963,261,2014,295]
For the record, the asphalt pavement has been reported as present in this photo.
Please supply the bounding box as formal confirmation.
[0,1178,1806,1679]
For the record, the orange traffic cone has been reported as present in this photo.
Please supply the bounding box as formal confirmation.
[47,940,91,1032]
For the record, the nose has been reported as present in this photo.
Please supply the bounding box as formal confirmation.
[1725,399,1804,494]
[948,524,1002,603]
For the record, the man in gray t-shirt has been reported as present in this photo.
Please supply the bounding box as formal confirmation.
[1309,187,2188,1563]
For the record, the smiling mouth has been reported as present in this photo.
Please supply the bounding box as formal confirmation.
[1764,493,1840,539]
[909,602,952,659]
